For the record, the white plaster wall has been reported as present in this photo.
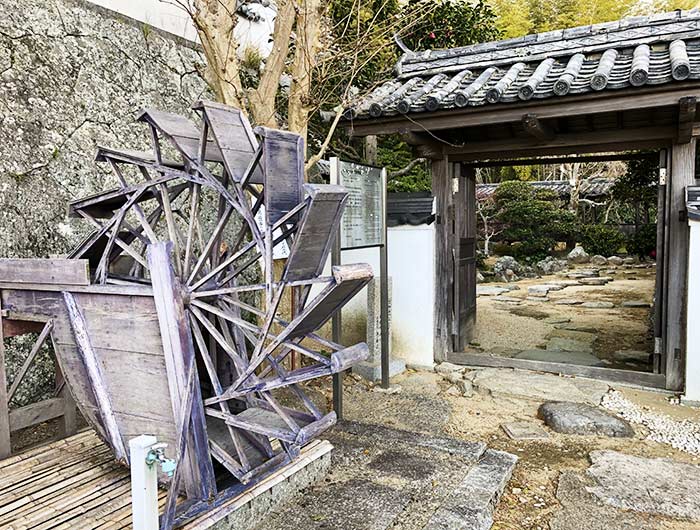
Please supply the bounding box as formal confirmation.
[86,0,276,56]
[338,225,435,368]
[684,221,700,402]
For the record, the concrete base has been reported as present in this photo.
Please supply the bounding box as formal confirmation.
[188,440,333,529]
[354,358,406,382]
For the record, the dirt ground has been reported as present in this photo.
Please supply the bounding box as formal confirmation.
[472,263,656,369]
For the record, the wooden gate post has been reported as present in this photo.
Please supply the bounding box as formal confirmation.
[665,138,697,391]
[432,156,453,361]
[0,296,10,458]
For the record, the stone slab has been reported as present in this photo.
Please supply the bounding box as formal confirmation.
[354,358,406,382]
[517,349,603,366]
[539,402,634,437]
[424,449,518,530]
[526,296,548,302]
[548,328,598,343]
[612,349,650,362]
[578,277,612,286]
[477,286,510,297]
[581,301,615,309]
[471,368,610,404]
[555,299,583,305]
[501,422,549,440]
[550,471,658,530]
[547,337,594,353]
[587,450,700,521]
[544,316,572,324]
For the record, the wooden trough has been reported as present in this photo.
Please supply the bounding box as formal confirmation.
[0,101,371,528]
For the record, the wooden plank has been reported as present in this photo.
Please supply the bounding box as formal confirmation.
[147,242,216,501]
[0,282,153,297]
[432,157,452,360]
[0,296,11,458]
[2,318,46,338]
[8,398,66,432]
[664,139,696,390]
[63,292,127,462]
[0,260,90,286]
[446,351,668,389]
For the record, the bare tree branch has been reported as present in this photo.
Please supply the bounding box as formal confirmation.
[388,158,427,179]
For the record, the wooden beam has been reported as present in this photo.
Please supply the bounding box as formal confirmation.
[0,297,10,458]
[8,397,66,432]
[347,84,700,137]
[0,259,90,286]
[521,114,554,142]
[664,139,696,391]
[677,96,697,144]
[462,152,656,169]
[63,292,127,462]
[2,318,45,338]
[147,242,216,501]
[443,125,675,160]
[445,352,667,389]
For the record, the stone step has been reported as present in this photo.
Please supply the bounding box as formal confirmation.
[424,449,518,530]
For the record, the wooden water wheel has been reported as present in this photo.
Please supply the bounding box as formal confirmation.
[64,100,371,525]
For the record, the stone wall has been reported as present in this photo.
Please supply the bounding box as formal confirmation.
[0,0,209,258]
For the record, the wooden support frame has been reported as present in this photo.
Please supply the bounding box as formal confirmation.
[677,96,697,144]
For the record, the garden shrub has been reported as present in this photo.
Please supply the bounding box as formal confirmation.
[493,181,578,262]
[579,224,625,256]
[627,223,657,259]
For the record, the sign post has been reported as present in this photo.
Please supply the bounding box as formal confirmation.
[330,158,389,417]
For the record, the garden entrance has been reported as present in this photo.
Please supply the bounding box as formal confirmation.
[346,11,700,391]
[452,153,664,386]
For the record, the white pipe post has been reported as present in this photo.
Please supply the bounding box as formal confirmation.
[130,435,159,530]
[685,219,700,402]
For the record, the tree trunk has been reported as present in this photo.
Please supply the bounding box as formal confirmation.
[288,0,323,146]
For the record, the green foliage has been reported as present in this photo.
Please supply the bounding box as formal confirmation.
[403,0,501,50]
[379,135,431,192]
[493,181,578,261]
[489,0,698,39]
[579,224,625,256]
[612,156,658,211]
[627,223,657,259]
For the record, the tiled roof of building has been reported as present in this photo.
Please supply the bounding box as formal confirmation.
[476,179,615,201]
[352,10,700,119]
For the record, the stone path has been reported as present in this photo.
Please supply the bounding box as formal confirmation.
[587,451,700,521]
[255,421,517,530]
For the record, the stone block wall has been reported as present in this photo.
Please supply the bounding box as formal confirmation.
[0,0,209,258]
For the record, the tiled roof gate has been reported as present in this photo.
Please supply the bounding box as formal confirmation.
[352,10,700,118]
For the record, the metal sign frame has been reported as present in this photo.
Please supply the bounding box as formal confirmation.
[329,158,390,416]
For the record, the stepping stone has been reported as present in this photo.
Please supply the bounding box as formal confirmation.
[477,286,510,297]
[555,299,583,305]
[501,422,549,440]
[548,328,597,344]
[547,337,593,353]
[488,346,521,357]
[612,349,650,362]
[528,285,551,296]
[526,296,549,302]
[567,272,597,279]
[472,368,610,404]
[621,300,651,308]
[493,296,522,304]
[425,449,518,530]
[436,362,466,375]
[607,256,624,266]
[586,451,700,521]
[550,280,579,287]
[517,349,603,366]
[554,323,598,333]
[544,316,571,324]
[539,402,634,437]
[578,277,611,286]
[581,301,614,309]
